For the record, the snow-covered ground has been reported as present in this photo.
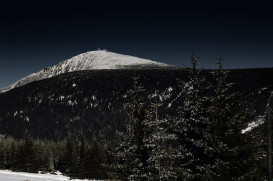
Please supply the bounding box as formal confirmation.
[0,170,89,181]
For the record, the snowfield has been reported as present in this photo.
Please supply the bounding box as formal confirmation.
[0,170,89,181]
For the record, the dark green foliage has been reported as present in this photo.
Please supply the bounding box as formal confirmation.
[114,76,155,180]
[0,133,111,180]
[207,53,259,180]
[32,140,46,171]
[63,133,78,178]
[1,68,272,141]
[0,141,6,169]
[16,130,35,172]
[147,92,177,180]
[0,69,186,141]
[84,140,107,179]
[6,140,18,170]
[173,52,212,180]
[77,133,88,179]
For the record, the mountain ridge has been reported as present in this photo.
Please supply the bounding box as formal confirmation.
[0,50,174,93]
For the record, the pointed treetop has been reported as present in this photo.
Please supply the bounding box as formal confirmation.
[216,48,225,72]
[190,49,199,70]
[189,49,200,77]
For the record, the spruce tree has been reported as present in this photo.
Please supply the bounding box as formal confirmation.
[33,140,45,171]
[16,130,35,172]
[42,141,55,173]
[78,133,88,179]
[6,139,17,170]
[63,133,78,178]
[115,76,152,180]
[46,149,54,172]
[207,51,256,180]
[114,128,135,179]
[84,139,107,179]
[0,137,18,170]
[0,140,6,169]
[173,51,211,180]
[147,91,177,180]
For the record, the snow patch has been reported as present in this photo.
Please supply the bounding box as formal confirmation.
[0,170,89,181]
[242,116,264,133]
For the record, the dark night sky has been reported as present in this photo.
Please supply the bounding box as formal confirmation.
[0,0,273,88]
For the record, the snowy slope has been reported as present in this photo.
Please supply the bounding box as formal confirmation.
[0,170,89,181]
[0,50,172,93]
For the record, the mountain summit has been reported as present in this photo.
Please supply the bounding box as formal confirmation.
[0,50,173,93]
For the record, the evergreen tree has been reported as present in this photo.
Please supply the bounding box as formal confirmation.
[78,133,88,179]
[0,137,17,170]
[173,51,211,180]
[32,140,45,171]
[246,96,271,180]
[53,140,66,173]
[115,76,152,180]
[63,133,78,178]
[6,139,17,170]
[0,140,6,169]
[146,91,177,180]
[104,139,117,179]
[16,130,36,172]
[46,149,54,172]
[114,126,135,179]
[42,141,55,172]
[84,139,107,179]
[207,51,256,180]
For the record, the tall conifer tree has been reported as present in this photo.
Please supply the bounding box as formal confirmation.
[84,139,107,179]
[207,51,255,180]
[16,130,35,172]
[63,133,78,178]
[147,91,177,180]
[173,51,211,180]
[115,76,152,180]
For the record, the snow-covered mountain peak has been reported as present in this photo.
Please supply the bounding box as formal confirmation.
[0,50,173,93]
[58,50,170,70]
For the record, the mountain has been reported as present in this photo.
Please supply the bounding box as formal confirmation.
[0,50,273,140]
[0,50,174,93]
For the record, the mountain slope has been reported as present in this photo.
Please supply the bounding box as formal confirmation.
[0,69,185,140]
[0,68,273,140]
[0,50,173,93]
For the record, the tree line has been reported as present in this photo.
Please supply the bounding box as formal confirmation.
[0,131,110,180]
[0,52,268,180]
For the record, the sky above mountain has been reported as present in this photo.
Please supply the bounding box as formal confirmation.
[0,0,272,88]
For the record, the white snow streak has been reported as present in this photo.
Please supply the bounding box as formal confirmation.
[242,116,264,134]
